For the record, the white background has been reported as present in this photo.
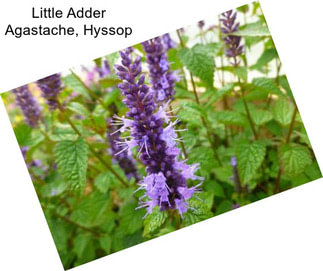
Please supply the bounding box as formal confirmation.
[1,0,323,270]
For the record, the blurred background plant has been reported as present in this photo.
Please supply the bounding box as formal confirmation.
[1,2,321,269]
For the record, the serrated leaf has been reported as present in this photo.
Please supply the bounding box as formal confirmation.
[143,207,168,237]
[272,98,294,126]
[233,22,270,37]
[99,235,112,254]
[251,109,273,125]
[119,200,145,235]
[178,44,215,87]
[49,123,80,141]
[251,48,278,70]
[62,73,91,99]
[71,191,109,227]
[183,198,212,226]
[94,171,113,193]
[67,102,90,117]
[205,83,234,107]
[279,144,312,176]
[252,77,282,96]
[236,141,266,184]
[215,110,248,126]
[73,234,91,258]
[54,138,88,193]
[234,66,247,82]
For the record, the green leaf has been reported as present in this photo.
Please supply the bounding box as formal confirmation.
[234,66,247,82]
[236,141,266,184]
[279,144,312,176]
[183,198,213,226]
[233,22,270,37]
[62,73,91,99]
[100,75,122,88]
[94,171,113,193]
[204,83,234,107]
[167,48,183,70]
[119,200,145,235]
[71,191,109,227]
[143,207,168,237]
[99,235,112,254]
[49,123,79,141]
[251,48,278,70]
[54,138,88,193]
[14,123,32,146]
[67,102,90,117]
[272,98,294,126]
[73,233,91,258]
[252,77,282,96]
[215,200,233,215]
[250,109,273,125]
[178,44,215,87]
[214,110,248,126]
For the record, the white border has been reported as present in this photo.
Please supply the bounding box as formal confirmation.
[1,0,323,270]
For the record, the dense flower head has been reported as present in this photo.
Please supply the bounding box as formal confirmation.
[162,33,176,50]
[198,20,205,29]
[106,118,140,181]
[220,10,244,65]
[13,85,41,128]
[142,37,179,102]
[114,48,203,216]
[36,73,62,110]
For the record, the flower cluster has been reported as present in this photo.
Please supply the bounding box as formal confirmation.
[230,156,242,193]
[106,118,140,181]
[142,37,179,102]
[220,10,244,66]
[36,73,62,110]
[198,20,205,29]
[114,49,203,216]
[21,146,46,172]
[162,33,176,51]
[13,85,41,128]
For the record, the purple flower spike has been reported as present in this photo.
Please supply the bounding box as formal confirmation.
[220,10,244,66]
[162,33,176,50]
[142,37,179,102]
[13,85,41,128]
[37,73,62,110]
[114,48,203,216]
[198,20,205,29]
[107,118,140,181]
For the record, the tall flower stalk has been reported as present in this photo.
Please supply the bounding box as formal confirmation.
[142,37,179,102]
[114,49,203,216]
[13,85,41,128]
[36,73,63,110]
[106,118,140,182]
[220,10,244,66]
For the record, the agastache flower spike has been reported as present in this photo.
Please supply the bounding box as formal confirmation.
[230,156,242,194]
[36,73,62,110]
[115,48,203,216]
[13,85,41,128]
[142,37,179,102]
[162,33,176,50]
[220,10,244,66]
[107,119,140,181]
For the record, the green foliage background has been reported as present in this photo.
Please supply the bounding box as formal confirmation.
[1,2,321,269]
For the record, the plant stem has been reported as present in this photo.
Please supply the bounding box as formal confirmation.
[285,106,297,144]
[238,79,258,140]
[274,104,298,193]
[57,102,129,188]
[176,29,222,166]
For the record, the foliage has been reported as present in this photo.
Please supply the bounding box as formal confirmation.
[1,2,321,269]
